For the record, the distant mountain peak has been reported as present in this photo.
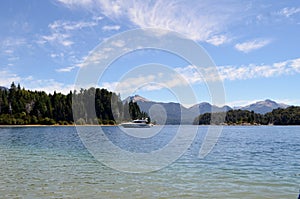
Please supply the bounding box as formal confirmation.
[132,95,150,102]
[123,95,151,103]
[257,99,276,105]
[265,99,275,103]
[241,99,289,114]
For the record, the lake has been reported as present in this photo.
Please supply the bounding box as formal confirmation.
[0,126,299,198]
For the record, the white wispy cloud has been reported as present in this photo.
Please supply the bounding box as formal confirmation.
[50,53,64,58]
[24,79,75,94]
[101,71,188,96]
[0,70,75,94]
[175,58,300,84]
[75,39,127,68]
[56,0,93,8]
[235,39,272,53]
[102,57,298,93]
[92,16,104,21]
[36,18,103,70]
[100,58,300,94]
[111,39,125,47]
[278,7,300,18]
[7,57,19,62]
[291,58,300,72]
[55,0,246,46]
[4,49,14,55]
[56,66,76,72]
[2,38,26,48]
[101,75,157,95]
[119,0,234,44]
[95,0,121,17]
[1,38,27,57]
[1,38,28,66]
[39,19,99,47]
[102,25,120,31]
[41,32,73,47]
[206,35,229,46]
[49,20,98,31]
[0,70,21,86]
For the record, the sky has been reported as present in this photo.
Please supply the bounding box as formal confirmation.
[1,0,300,107]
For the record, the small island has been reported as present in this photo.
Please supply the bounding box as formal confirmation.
[193,107,300,125]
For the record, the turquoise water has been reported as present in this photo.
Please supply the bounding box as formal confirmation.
[0,126,299,198]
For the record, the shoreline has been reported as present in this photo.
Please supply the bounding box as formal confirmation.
[0,124,117,128]
[1,124,300,128]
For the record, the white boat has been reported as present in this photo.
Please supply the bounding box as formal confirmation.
[120,119,151,128]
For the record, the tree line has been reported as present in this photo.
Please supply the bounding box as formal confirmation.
[0,82,149,125]
[193,107,300,125]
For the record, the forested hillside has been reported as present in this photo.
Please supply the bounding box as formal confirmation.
[193,107,300,125]
[0,83,148,125]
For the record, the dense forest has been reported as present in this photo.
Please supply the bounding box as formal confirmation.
[193,107,300,125]
[0,83,149,125]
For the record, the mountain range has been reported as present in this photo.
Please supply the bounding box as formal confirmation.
[124,95,289,124]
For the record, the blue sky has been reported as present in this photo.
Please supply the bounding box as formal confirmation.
[1,0,300,107]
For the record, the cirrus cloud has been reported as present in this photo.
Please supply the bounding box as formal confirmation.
[176,57,300,84]
[0,70,74,94]
[99,57,300,94]
[55,0,248,46]
[235,39,272,53]
[102,25,121,31]
[278,7,300,18]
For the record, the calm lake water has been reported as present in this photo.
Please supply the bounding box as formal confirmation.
[0,126,299,198]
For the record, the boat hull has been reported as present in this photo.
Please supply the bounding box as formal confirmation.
[120,123,150,128]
